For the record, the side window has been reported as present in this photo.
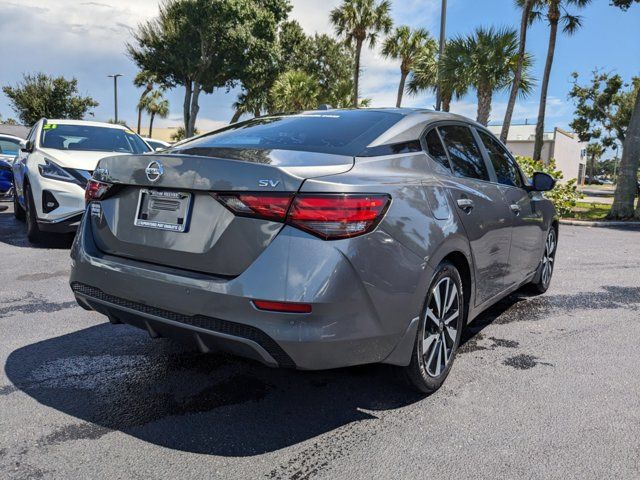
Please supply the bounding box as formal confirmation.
[438,125,489,181]
[425,128,451,172]
[478,131,523,188]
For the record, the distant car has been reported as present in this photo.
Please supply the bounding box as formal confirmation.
[12,119,151,242]
[142,137,171,151]
[71,108,558,393]
[0,134,22,196]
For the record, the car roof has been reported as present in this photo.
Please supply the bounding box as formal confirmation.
[0,133,24,141]
[41,119,133,130]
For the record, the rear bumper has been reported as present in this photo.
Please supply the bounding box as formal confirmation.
[69,212,427,370]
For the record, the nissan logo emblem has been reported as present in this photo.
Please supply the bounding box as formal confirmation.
[145,161,164,182]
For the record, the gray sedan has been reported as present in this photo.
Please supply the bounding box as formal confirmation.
[70,108,557,393]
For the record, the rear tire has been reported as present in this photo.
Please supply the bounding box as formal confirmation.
[25,183,45,244]
[404,261,465,394]
[525,227,557,295]
[13,181,25,221]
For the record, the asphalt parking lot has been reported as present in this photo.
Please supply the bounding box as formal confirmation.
[1,202,639,480]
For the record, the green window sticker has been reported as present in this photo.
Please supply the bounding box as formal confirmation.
[43,124,58,130]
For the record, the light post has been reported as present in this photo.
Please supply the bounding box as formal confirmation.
[108,74,123,123]
[435,0,447,111]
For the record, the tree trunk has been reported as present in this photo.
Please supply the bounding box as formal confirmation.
[353,38,363,108]
[183,80,193,135]
[149,112,155,138]
[442,93,451,112]
[501,0,532,143]
[534,12,558,162]
[476,85,492,126]
[396,70,408,108]
[230,109,242,124]
[609,91,640,219]
[187,82,201,138]
[137,107,143,135]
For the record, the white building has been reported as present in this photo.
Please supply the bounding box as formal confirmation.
[488,124,587,184]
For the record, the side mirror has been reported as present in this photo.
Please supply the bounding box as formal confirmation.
[530,172,556,192]
[155,147,165,152]
[21,140,33,153]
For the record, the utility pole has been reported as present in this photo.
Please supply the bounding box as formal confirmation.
[435,0,447,111]
[108,74,123,123]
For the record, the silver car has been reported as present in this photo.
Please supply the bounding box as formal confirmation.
[70,109,558,393]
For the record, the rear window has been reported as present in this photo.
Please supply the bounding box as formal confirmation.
[40,124,150,154]
[171,111,404,157]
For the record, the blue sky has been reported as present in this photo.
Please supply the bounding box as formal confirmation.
[0,0,638,132]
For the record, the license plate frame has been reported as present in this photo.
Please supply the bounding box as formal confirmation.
[134,189,192,233]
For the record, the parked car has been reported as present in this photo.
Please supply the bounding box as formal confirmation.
[0,134,22,196]
[142,137,171,151]
[70,109,558,393]
[12,119,151,242]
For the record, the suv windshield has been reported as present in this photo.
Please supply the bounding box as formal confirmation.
[40,124,150,154]
[171,111,404,157]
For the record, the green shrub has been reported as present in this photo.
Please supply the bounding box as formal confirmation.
[514,156,583,217]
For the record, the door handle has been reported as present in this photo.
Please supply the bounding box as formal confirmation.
[510,204,521,214]
[456,198,475,212]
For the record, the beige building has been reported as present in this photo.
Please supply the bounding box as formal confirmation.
[488,124,587,184]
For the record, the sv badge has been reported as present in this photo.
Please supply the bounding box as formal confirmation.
[258,179,280,188]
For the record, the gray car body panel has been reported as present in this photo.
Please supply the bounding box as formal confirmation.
[70,108,557,370]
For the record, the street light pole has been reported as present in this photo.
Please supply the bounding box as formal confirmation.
[108,74,123,123]
[435,0,447,111]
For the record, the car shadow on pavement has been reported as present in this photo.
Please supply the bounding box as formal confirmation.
[0,206,75,249]
[4,321,424,456]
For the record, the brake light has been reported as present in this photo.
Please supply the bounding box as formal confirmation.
[215,193,293,221]
[215,192,390,240]
[288,194,390,240]
[85,179,112,204]
[253,300,312,314]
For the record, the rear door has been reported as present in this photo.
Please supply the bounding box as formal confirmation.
[476,129,544,285]
[434,124,512,306]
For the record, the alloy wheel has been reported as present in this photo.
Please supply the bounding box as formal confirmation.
[541,229,556,287]
[422,276,460,377]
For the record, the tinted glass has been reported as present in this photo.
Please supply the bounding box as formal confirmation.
[479,131,523,188]
[438,125,489,181]
[40,124,150,154]
[0,138,20,156]
[146,140,167,150]
[425,129,451,171]
[171,111,403,157]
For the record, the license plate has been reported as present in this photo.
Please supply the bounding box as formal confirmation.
[134,189,192,232]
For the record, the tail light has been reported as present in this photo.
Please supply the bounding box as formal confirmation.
[215,193,390,240]
[253,300,312,314]
[85,179,113,204]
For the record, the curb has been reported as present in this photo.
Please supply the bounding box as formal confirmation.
[560,219,640,229]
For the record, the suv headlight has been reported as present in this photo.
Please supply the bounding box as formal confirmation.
[38,159,76,182]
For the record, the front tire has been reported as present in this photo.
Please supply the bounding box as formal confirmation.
[526,227,557,295]
[25,183,45,243]
[404,261,465,394]
[13,181,25,221]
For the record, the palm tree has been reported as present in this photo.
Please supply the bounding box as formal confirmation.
[133,70,157,135]
[501,0,535,143]
[408,42,467,112]
[532,0,592,161]
[269,70,319,113]
[141,89,169,138]
[330,0,393,108]
[441,27,534,126]
[382,26,436,107]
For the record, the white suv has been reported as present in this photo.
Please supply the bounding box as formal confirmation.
[12,119,151,242]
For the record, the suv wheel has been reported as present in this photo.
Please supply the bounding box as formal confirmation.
[25,183,45,243]
[404,261,464,394]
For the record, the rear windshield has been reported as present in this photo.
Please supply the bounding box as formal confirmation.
[170,111,403,157]
[40,124,150,154]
